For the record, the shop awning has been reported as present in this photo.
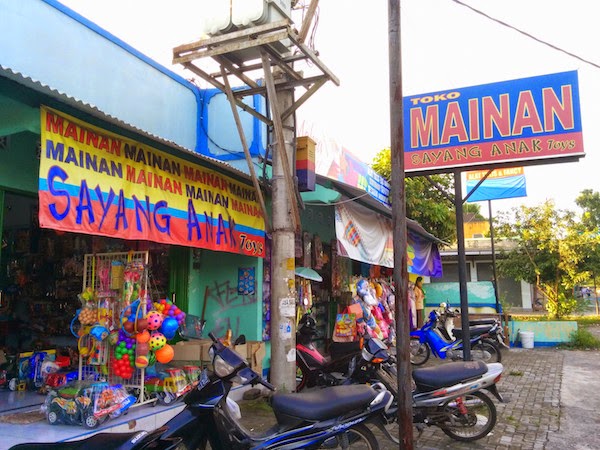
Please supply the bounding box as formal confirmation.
[302,175,444,277]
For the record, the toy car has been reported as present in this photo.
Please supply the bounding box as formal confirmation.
[42,369,79,393]
[145,368,192,405]
[43,380,135,428]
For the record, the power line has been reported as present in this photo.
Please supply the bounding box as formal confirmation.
[450,0,600,70]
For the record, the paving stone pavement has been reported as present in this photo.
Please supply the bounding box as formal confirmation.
[240,346,578,449]
[385,348,563,450]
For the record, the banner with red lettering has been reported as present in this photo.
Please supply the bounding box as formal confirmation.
[404,71,584,173]
[39,106,266,258]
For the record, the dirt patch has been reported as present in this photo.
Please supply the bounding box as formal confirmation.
[0,410,45,424]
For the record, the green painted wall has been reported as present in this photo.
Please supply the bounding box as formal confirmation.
[300,204,335,242]
[509,320,577,347]
[188,249,264,341]
[424,281,498,313]
[0,132,39,193]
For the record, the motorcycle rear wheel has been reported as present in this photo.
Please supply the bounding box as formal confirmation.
[471,341,501,363]
[296,365,307,392]
[410,337,430,366]
[317,423,379,449]
[440,391,497,442]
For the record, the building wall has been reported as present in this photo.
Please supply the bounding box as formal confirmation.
[464,220,489,238]
[433,259,528,309]
[1,0,198,150]
[188,249,264,341]
[0,131,39,194]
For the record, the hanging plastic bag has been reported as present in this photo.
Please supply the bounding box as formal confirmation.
[333,312,357,342]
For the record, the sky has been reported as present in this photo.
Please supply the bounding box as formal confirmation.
[58,0,599,216]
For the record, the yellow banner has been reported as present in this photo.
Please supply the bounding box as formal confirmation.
[38,106,265,257]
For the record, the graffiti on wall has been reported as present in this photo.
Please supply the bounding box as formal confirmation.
[209,279,257,338]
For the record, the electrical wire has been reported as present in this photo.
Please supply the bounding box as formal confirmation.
[450,0,600,70]
[304,191,371,206]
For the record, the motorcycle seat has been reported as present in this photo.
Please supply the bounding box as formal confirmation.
[452,324,493,339]
[9,430,151,450]
[413,360,488,392]
[271,384,376,423]
[469,318,499,326]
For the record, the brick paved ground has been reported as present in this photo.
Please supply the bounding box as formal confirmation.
[239,347,565,449]
[401,348,562,450]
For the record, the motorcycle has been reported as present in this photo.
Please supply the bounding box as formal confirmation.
[11,332,395,450]
[437,303,509,350]
[376,357,505,443]
[295,312,364,391]
[342,329,505,443]
[410,309,502,365]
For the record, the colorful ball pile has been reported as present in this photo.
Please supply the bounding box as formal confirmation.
[153,299,186,326]
[113,329,136,379]
[146,311,164,331]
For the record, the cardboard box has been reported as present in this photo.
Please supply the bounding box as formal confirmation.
[232,343,248,360]
[247,341,266,376]
[172,340,212,362]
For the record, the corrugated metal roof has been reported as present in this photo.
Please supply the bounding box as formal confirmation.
[0,65,254,183]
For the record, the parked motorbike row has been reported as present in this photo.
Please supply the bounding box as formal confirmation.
[10,307,507,450]
[410,304,505,366]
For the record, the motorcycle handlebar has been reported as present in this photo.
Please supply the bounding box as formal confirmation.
[259,378,275,391]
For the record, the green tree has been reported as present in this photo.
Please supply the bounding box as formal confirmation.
[371,147,456,243]
[495,200,597,318]
[575,189,600,311]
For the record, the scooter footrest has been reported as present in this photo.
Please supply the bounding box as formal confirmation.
[413,360,487,391]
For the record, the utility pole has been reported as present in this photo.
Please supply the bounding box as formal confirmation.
[266,65,299,392]
[389,1,414,448]
[172,1,338,391]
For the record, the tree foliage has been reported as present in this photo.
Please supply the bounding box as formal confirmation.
[494,200,598,318]
[371,147,456,243]
[575,190,600,308]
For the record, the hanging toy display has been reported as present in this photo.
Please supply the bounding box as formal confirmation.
[113,329,136,379]
[154,299,186,326]
[146,311,164,331]
[122,262,144,308]
[135,330,150,369]
[120,299,145,336]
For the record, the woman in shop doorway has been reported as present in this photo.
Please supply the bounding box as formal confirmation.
[414,277,425,328]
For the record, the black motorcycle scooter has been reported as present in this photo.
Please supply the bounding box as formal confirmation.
[10,332,395,450]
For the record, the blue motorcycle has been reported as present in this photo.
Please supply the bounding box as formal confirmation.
[410,309,501,366]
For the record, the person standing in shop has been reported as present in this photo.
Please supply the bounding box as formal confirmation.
[414,277,425,328]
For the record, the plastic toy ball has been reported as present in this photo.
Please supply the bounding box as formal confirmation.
[135,355,149,369]
[160,317,179,340]
[155,344,174,364]
[136,329,151,343]
[148,332,167,351]
[146,312,164,330]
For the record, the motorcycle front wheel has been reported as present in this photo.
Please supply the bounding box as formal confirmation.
[410,337,430,366]
[317,423,379,449]
[471,341,501,363]
[440,391,497,442]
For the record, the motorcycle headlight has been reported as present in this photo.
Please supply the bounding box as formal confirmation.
[213,354,236,378]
